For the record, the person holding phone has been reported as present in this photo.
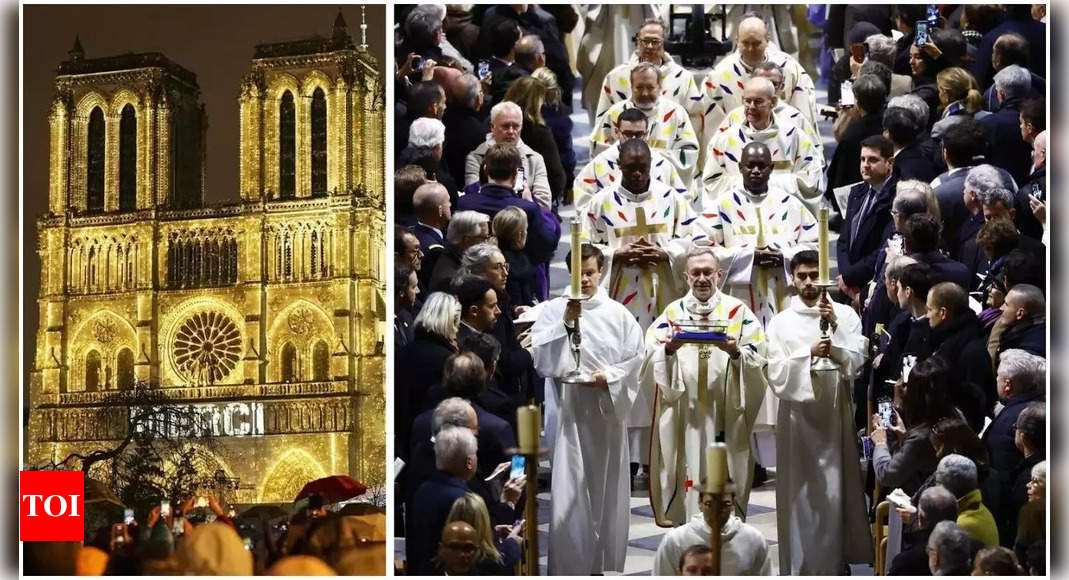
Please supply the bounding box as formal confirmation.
[871,357,961,496]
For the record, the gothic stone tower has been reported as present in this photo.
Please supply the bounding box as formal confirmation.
[28,15,386,503]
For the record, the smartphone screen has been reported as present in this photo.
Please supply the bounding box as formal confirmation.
[413,56,423,72]
[840,80,855,107]
[877,399,893,428]
[160,500,171,517]
[509,454,526,480]
[124,508,134,525]
[477,60,490,80]
[196,495,208,508]
[850,43,864,62]
[926,5,939,26]
[915,22,929,46]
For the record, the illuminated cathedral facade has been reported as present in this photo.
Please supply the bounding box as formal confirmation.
[27,14,387,503]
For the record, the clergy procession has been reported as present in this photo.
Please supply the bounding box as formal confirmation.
[393,4,1048,576]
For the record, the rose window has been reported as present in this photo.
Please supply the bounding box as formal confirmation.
[172,311,242,385]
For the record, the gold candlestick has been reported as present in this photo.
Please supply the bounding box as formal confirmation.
[511,405,545,575]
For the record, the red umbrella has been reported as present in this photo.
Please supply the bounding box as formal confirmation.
[295,475,367,504]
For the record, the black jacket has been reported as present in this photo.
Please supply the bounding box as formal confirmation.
[997,316,1046,359]
[836,176,898,288]
[980,98,1032,184]
[1015,166,1046,241]
[442,105,489,186]
[997,452,1045,549]
[894,143,940,183]
[395,329,456,460]
[928,311,995,428]
[521,123,566,202]
[825,109,886,195]
[982,391,1043,476]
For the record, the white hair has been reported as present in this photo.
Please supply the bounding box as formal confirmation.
[964,164,1018,195]
[414,292,461,341]
[997,349,1046,394]
[744,76,776,98]
[446,210,489,248]
[434,426,477,471]
[457,242,501,277]
[408,117,446,148]
[490,101,523,125]
[887,94,929,129]
[934,453,978,498]
[1032,460,1047,484]
[864,34,897,68]
[994,64,1031,100]
[432,397,475,435]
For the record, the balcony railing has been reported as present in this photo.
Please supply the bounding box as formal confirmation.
[54,380,351,407]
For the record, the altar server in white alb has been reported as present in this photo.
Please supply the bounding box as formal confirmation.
[652,484,772,576]
[532,243,645,575]
[765,250,874,575]
[644,247,768,525]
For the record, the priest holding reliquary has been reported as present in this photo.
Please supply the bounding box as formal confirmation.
[643,246,769,526]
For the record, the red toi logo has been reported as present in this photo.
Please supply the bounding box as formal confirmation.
[20,471,84,541]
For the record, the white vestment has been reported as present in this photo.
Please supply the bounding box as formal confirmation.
[701,113,825,209]
[589,98,700,186]
[582,178,695,431]
[652,513,773,576]
[691,185,818,426]
[574,145,689,211]
[594,52,706,136]
[533,289,645,575]
[701,48,818,147]
[717,100,823,158]
[766,297,874,574]
[644,291,769,525]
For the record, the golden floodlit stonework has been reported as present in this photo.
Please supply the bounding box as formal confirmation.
[27,15,387,504]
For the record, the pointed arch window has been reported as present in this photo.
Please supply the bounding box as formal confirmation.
[86,107,105,213]
[119,104,137,211]
[281,342,297,382]
[310,88,327,196]
[85,350,102,392]
[117,348,135,390]
[279,91,296,199]
[313,340,329,381]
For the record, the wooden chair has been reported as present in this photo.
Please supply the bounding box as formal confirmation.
[873,500,890,575]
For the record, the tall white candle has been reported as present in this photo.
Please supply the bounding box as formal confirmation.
[517,405,540,453]
[817,207,830,283]
[705,443,728,493]
[570,216,582,297]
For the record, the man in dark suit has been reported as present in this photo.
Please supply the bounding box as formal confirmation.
[454,276,501,348]
[889,486,975,575]
[837,135,899,301]
[395,263,419,351]
[931,119,988,253]
[442,73,490,181]
[974,5,1046,91]
[980,65,1033,184]
[958,184,1045,284]
[456,143,560,266]
[489,34,544,106]
[926,282,995,429]
[981,33,1046,111]
[902,214,971,289]
[411,182,451,288]
[884,108,939,183]
[406,422,521,575]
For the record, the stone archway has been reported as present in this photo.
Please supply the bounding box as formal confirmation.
[257,448,329,504]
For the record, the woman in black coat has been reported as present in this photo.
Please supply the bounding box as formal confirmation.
[394,291,460,462]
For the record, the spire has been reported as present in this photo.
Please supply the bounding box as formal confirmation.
[68,35,84,60]
[332,9,348,42]
[359,5,368,50]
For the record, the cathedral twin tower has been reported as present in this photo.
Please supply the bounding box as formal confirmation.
[30,14,388,502]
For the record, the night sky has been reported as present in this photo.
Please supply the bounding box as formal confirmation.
[21,4,386,394]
